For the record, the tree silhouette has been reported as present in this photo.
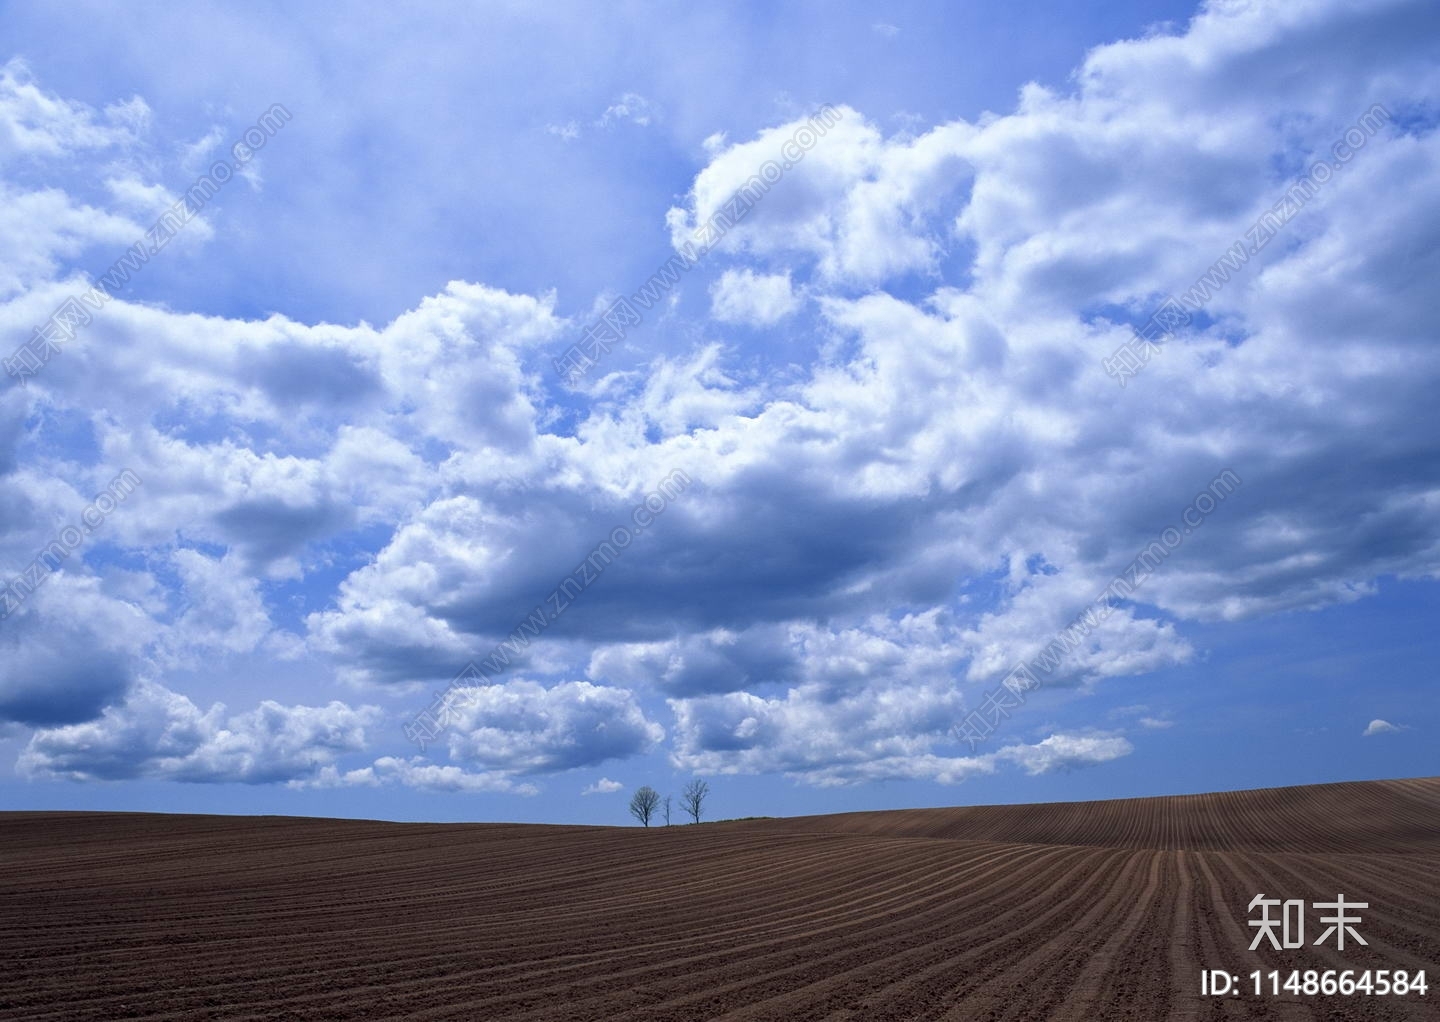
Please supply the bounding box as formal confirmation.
[680,778,709,824]
[629,785,661,827]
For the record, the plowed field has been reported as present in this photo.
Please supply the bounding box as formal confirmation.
[3,777,1438,1020]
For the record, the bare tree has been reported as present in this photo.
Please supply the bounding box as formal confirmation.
[680,778,710,824]
[629,785,661,827]
[662,795,673,826]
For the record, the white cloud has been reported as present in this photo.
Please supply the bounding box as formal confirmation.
[445,680,664,774]
[0,58,148,160]
[591,613,966,697]
[633,342,761,437]
[709,268,801,327]
[165,549,275,659]
[307,756,537,795]
[0,573,156,727]
[0,60,159,300]
[668,667,1133,784]
[18,680,382,784]
[178,125,226,175]
[666,106,971,284]
[0,185,146,300]
[666,654,1133,785]
[581,776,623,795]
[103,175,215,246]
[1362,718,1407,736]
[596,92,656,128]
[995,732,1133,775]
[5,3,1440,791]
[297,682,661,795]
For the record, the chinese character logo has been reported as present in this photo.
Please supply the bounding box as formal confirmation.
[1248,894,1368,951]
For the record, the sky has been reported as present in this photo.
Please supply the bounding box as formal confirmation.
[0,0,1436,825]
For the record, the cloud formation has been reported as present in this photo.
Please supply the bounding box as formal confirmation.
[19,681,381,784]
[1362,718,1407,737]
[4,0,1438,793]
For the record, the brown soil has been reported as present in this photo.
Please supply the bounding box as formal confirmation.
[2,777,1437,1020]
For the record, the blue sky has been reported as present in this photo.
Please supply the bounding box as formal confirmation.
[0,0,1435,824]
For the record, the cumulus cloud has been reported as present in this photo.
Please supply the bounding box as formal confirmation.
[0,184,148,300]
[0,59,156,299]
[0,57,148,159]
[164,549,276,659]
[1362,718,1407,736]
[591,613,965,697]
[596,92,656,129]
[666,105,970,284]
[307,756,538,796]
[445,680,664,773]
[18,681,382,784]
[296,681,662,795]
[709,268,801,326]
[668,670,1133,785]
[996,732,1133,775]
[582,776,623,795]
[663,628,1134,785]
[0,575,154,727]
[5,1,1439,791]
